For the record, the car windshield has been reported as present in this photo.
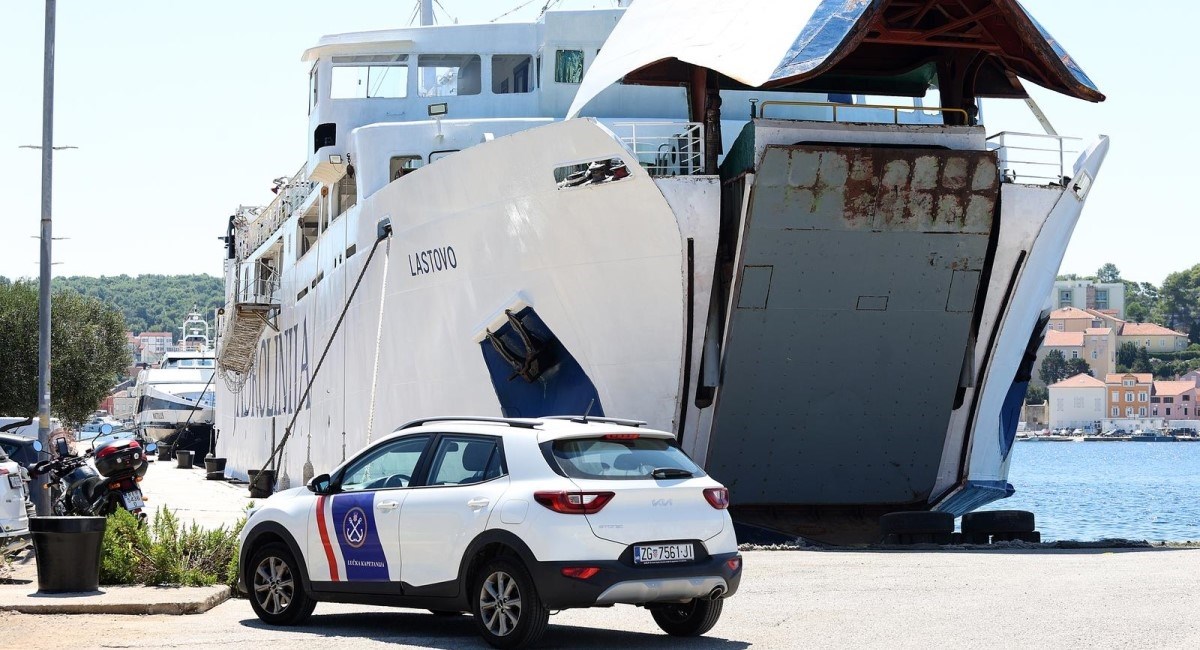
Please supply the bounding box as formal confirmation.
[549,436,704,480]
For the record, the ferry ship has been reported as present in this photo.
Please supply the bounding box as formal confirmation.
[215,0,1107,543]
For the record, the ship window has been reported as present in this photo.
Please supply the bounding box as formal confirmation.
[429,150,459,164]
[389,155,423,181]
[492,55,533,94]
[418,54,481,97]
[554,49,584,83]
[309,65,318,113]
[331,57,409,99]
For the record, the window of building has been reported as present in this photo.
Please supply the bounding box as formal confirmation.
[1145,339,1151,347]
[1126,407,1134,417]
[1111,391,1119,402]
[1152,407,1158,416]
[1071,350,1079,359]
[418,54,481,96]
[1095,289,1109,310]
[554,49,585,83]
[1123,379,1135,387]
[1112,406,1119,417]
[1160,338,1166,347]
[1073,397,1084,408]
[1091,349,1098,360]
[1164,397,1174,404]
[1184,395,1192,402]
[1139,407,1147,417]
[331,54,409,99]
[1139,392,1148,402]
[1166,408,1172,416]
[389,155,423,182]
[1186,407,1190,416]
[1059,290,1072,307]
[1125,392,1133,402]
[492,55,533,94]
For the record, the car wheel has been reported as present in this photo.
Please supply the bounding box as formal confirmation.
[651,598,724,637]
[470,557,548,649]
[246,542,315,626]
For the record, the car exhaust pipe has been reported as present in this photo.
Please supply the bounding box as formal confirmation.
[705,585,726,600]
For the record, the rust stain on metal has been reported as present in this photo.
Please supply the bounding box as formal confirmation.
[776,144,999,234]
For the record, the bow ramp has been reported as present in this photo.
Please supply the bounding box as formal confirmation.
[701,123,1000,543]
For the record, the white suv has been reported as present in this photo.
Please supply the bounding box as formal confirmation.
[238,416,742,648]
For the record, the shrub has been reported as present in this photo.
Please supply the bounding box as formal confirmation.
[100,506,245,588]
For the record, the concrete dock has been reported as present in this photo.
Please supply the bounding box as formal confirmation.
[3,462,1199,647]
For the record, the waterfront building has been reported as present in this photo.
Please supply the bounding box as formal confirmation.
[1030,322,1115,388]
[136,331,173,364]
[1052,279,1124,319]
[1151,381,1197,420]
[1105,372,1154,421]
[1047,373,1105,430]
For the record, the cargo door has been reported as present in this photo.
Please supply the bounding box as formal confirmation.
[707,144,998,507]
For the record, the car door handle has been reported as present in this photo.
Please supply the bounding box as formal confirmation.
[467,497,490,509]
[376,500,400,511]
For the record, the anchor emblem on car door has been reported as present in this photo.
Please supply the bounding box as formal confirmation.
[343,507,368,548]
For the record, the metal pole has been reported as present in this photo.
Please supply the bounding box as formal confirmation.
[34,0,57,516]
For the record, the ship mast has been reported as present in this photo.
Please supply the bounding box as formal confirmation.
[420,0,433,26]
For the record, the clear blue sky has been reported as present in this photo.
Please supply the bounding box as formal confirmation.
[1,1,1194,285]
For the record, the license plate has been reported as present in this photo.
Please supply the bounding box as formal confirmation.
[122,490,145,510]
[633,543,694,565]
[7,475,20,489]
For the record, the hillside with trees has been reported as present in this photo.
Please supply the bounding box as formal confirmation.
[48,274,223,340]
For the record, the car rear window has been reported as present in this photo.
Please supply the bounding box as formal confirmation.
[548,436,705,480]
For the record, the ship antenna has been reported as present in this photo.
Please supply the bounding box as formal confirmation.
[581,399,596,423]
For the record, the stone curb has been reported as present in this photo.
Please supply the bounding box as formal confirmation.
[0,585,232,615]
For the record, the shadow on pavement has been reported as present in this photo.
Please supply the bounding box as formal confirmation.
[238,609,750,649]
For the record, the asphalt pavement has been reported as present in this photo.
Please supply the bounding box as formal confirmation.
[4,547,1199,648]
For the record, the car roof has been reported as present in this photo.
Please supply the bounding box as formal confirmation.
[383,416,675,445]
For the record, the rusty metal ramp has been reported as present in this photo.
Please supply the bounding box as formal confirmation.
[707,144,998,527]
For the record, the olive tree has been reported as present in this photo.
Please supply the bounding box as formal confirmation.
[0,281,131,427]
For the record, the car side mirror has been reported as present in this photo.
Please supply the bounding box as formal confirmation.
[308,473,333,494]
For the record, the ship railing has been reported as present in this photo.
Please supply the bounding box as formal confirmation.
[236,163,316,261]
[236,259,281,307]
[755,100,970,125]
[610,121,705,177]
[986,131,1081,185]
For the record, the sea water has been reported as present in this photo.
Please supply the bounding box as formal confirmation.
[975,442,1200,542]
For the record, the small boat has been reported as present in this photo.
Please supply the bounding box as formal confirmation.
[1130,429,1176,442]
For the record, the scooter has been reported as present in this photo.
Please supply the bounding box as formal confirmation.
[28,426,155,520]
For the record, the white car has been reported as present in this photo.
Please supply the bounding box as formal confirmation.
[1,453,30,554]
[238,416,742,648]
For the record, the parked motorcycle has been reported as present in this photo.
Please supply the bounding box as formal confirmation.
[28,426,155,520]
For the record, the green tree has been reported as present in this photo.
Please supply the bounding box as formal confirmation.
[0,282,131,426]
[1158,265,1200,343]
[1132,347,1153,374]
[1024,385,1048,405]
[1065,357,1092,377]
[53,274,223,339]
[1039,349,1069,386]
[1116,341,1139,370]
[1096,263,1121,284]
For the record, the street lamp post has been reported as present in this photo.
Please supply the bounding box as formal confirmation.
[34,0,57,517]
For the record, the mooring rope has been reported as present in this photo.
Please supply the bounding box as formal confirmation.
[364,236,392,445]
[251,224,392,490]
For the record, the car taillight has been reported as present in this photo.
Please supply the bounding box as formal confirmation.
[725,557,741,572]
[703,487,729,509]
[603,433,639,440]
[560,567,600,580]
[533,491,614,514]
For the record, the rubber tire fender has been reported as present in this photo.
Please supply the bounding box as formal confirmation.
[878,511,954,536]
[651,598,724,637]
[961,510,1035,534]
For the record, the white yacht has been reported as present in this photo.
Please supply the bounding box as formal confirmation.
[215,0,1108,543]
[134,310,217,441]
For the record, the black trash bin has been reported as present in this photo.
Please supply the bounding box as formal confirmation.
[175,450,194,469]
[29,516,106,593]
